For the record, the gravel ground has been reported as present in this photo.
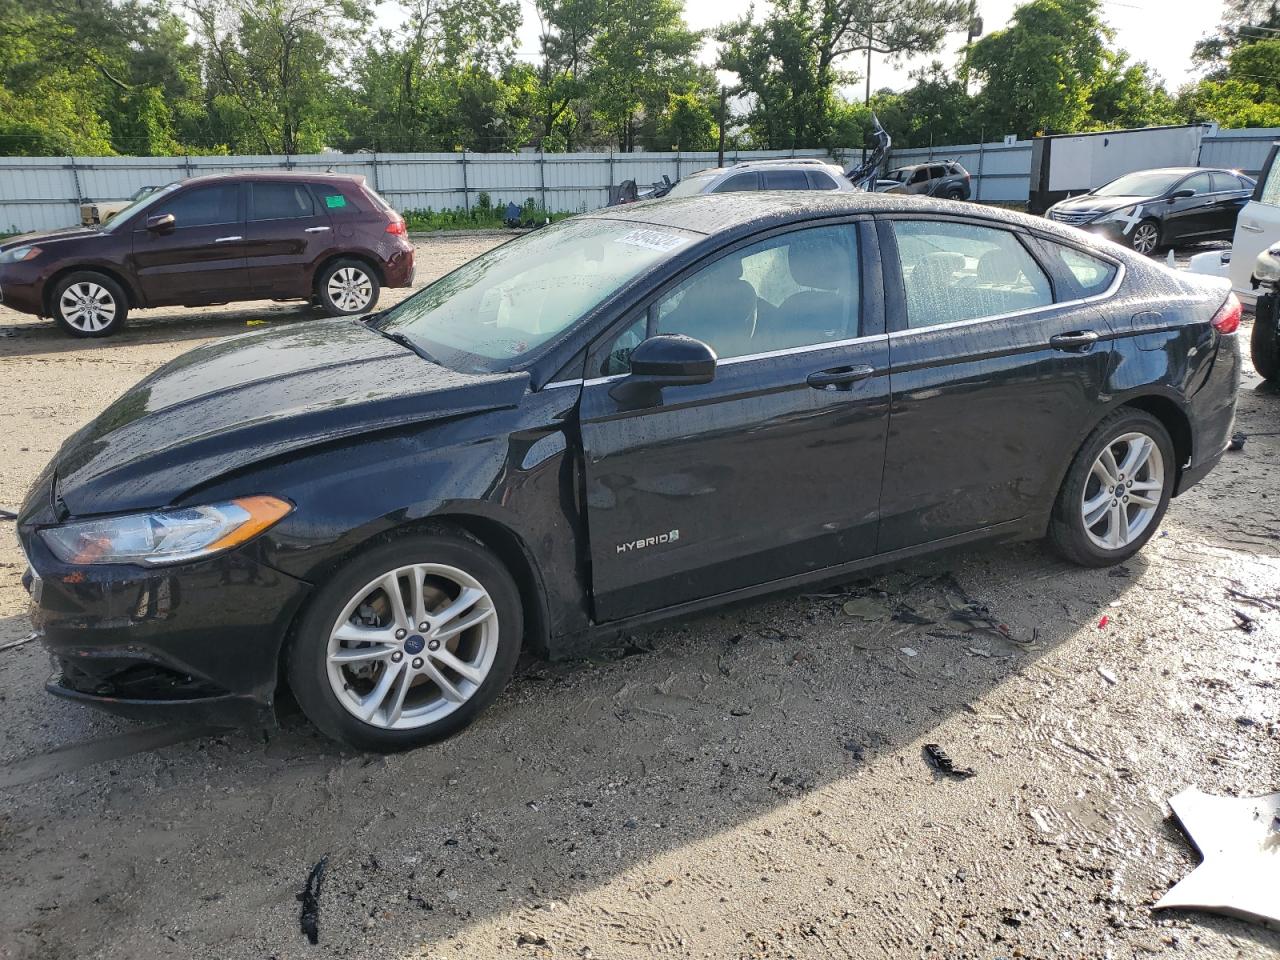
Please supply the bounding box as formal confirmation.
[0,235,1277,960]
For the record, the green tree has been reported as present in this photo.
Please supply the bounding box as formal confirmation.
[717,0,969,149]
[1179,38,1280,128]
[191,0,372,154]
[1194,0,1280,68]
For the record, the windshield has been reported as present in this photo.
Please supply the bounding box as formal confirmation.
[1094,171,1184,198]
[665,174,718,198]
[102,182,180,231]
[375,217,698,372]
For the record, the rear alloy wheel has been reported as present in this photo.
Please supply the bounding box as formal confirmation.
[1129,220,1160,256]
[317,259,381,316]
[52,271,128,337]
[946,187,965,201]
[1048,409,1174,567]
[287,533,522,751]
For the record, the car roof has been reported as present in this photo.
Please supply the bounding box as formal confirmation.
[177,171,367,187]
[891,162,960,172]
[582,191,1058,238]
[684,160,842,177]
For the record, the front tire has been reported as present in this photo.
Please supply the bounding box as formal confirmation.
[287,532,523,752]
[316,259,380,316]
[51,271,128,337]
[1251,293,1279,381]
[1048,409,1174,567]
[1128,220,1161,256]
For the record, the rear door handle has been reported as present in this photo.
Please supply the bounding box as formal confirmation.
[1241,222,1264,233]
[806,364,875,390]
[214,235,243,243]
[1049,330,1099,351]
[304,226,331,233]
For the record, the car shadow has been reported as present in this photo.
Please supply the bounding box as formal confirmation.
[7,539,1266,957]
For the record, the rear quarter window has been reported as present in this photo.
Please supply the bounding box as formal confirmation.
[1048,244,1118,297]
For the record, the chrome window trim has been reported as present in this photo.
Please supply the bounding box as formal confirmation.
[888,260,1126,339]
[544,334,888,390]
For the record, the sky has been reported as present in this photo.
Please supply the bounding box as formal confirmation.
[475,0,1228,96]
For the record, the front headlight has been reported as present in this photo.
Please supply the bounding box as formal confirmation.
[0,245,41,264]
[1097,206,1138,225]
[39,495,293,566]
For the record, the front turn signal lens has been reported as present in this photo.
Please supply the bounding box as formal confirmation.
[40,495,294,566]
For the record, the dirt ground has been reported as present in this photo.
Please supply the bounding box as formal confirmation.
[0,235,1277,960]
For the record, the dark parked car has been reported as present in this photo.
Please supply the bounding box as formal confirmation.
[877,161,971,200]
[0,172,415,337]
[1046,167,1254,255]
[17,192,1240,750]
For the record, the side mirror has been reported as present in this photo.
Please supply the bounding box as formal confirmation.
[1168,189,1195,201]
[610,334,716,404]
[145,213,176,234]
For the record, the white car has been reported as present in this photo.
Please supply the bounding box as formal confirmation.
[1188,143,1280,308]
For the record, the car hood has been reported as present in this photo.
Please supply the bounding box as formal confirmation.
[44,319,528,516]
[0,225,103,251]
[1052,193,1149,216]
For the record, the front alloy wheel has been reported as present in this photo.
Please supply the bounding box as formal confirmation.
[326,563,498,730]
[287,532,522,751]
[1130,221,1160,256]
[52,271,129,337]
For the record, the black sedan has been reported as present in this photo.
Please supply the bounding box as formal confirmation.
[1046,167,1254,255]
[17,193,1241,751]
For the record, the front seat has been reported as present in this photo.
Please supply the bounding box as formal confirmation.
[764,235,853,349]
[658,264,757,358]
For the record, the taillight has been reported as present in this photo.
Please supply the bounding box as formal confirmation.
[1211,292,1242,334]
[386,219,406,236]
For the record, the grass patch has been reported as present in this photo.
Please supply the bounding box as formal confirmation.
[402,194,575,231]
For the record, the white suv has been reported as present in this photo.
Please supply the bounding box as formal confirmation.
[1188,143,1280,307]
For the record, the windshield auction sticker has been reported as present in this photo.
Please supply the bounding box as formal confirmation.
[613,229,689,252]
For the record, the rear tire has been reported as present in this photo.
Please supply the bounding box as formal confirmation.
[945,187,965,201]
[1251,293,1280,381]
[1048,409,1175,567]
[316,258,381,316]
[286,532,522,752]
[51,271,128,337]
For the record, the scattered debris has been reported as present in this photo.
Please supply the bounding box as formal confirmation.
[1233,609,1259,633]
[1227,432,1247,452]
[1227,587,1280,612]
[1108,565,1132,578]
[0,507,16,521]
[1156,788,1280,929]
[297,856,328,945]
[899,646,919,657]
[842,597,887,621]
[516,932,550,948]
[922,743,976,779]
[0,633,38,653]
[1097,615,1109,629]
[891,604,935,625]
[246,319,268,327]
[1098,667,1118,686]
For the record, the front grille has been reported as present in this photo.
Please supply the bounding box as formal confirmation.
[1049,210,1096,226]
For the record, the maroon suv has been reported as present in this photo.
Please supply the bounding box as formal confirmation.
[0,172,415,337]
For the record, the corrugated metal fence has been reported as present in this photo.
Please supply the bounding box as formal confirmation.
[886,126,1280,205]
[0,148,840,234]
[882,140,1033,203]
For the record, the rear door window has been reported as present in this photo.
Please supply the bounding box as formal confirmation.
[762,169,809,190]
[891,220,1053,328]
[1040,242,1118,297]
[310,184,365,215]
[1260,153,1280,207]
[250,182,316,220]
[1181,172,1214,196]
[806,170,839,190]
[713,173,760,193]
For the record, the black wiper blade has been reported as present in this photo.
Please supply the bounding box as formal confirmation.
[375,327,436,364]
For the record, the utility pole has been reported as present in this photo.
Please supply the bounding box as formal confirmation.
[962,1,983,95]
[861,21,873,166]
[717,85,727,168]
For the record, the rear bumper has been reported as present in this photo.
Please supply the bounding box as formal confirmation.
[383,246,415,288]
[1175,330,1241,496]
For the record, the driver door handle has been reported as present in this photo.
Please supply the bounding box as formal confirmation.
[304,226,331,233]
[214,235,243,243]
[807,364,875,390]
[1050,330,1099,351]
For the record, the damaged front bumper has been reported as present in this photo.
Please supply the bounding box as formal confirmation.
[20,528,311,727]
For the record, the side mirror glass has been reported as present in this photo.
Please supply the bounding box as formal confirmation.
[610,334,716,404]
[146,213,176,234]
[1169,189,1195,201]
